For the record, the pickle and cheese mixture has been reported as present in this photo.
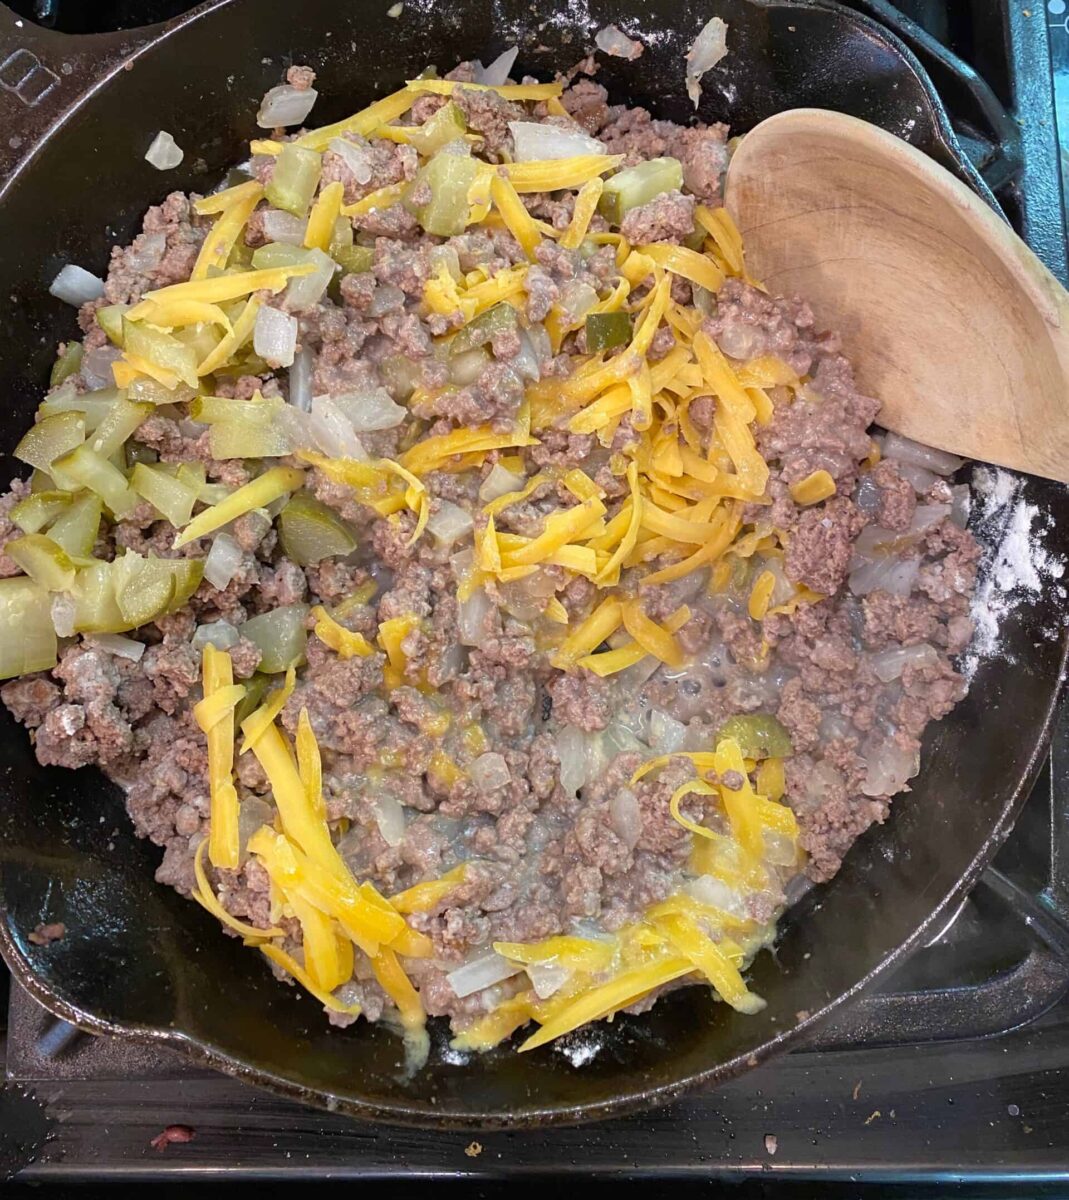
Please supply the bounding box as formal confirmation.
[0,58,980,1060]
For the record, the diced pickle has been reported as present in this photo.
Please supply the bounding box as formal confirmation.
[328,215,354,258]
[335,244,374,275]
[130,462,199,527]
[241,603,309,673]
[89,398,153,459]
[715,714,794,760]
[47,494,103,558]
[0,578,57,679]
[683,227,707,252]
[175,321,223,364]
[598,157,684,225]
[127,376,196,406]
[15,411,85,479]
[585,311,632,352]
[405,149,479,237]
[39,387,121,430]
[191,393,285,424]
[379,353,422,401]
[10,490,72,535]
[122,319,199,388]
[96,304,129,346]
[125,442,159,467]
[6,534,77,592]
[50,341,83,387]
[407,100,467,157]
[209,420,293,460]
[265,144,323,218]
[450,301,517,355]
[111,554,205,627]
[250,242,317,271]
[52,444,139,518]
[71,561,127,633]
[234,672,270,726]
[278,492,357,564]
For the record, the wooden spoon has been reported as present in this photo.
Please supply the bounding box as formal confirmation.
[723,108,1069,484]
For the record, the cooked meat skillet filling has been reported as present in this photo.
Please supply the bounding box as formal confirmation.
[0,59,979,1060]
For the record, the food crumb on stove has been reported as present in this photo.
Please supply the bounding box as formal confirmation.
[764,1134,778,1156]
[465,1141,483,1158]
[795,1010,811,1022]
[285,64,316,90]
[863,1110,882,1126]
[28,922,65,946]
[387,2,404,15]
[150,1125,196,1151]
[852,1080,862,1101]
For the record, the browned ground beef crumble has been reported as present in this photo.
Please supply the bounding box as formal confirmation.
[0,60,979,1036]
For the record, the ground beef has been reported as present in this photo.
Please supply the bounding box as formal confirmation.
[286,64,316,90]
[620,189,695,243]
[453,87,524,154]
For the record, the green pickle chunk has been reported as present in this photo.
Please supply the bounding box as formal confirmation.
[278,493,357,564]
[585,311,632,352]
[241,603,310,674]
[715,714,794,761]
[265,144,323,218]
[0,578,57,679]
[598,157,684,225]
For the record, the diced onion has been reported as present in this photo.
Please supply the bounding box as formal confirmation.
[848,555,920,598]
[428,244,462,282]
[86,632,146,661]
[685,873,748,919]
[868,642,939,683]
[525,960,571,1000]
[145,130,184,171]
[427,499,474,547]
[285,248,335,311]
[328,136,374,184]
[457,586,491,646]
[508,121,607,162]
[368,284,406,317]
[261,209,309,245]
[332,387,406,432]
[81,346,123,391]
[526,323,552,366]
[309,396,368,459]
[50,593,77,638]
[911,503,952,533]
[288,345,314,412]
[448,347,490,388]
[447,951,521,999]
[595,24,643,59]
[895,461,940,496]
[127,231,167,273]
[49,264,105,307]
[950,484,970,529]
[880,432,964,476]
[386,3,403,17]
[191,620,241,652]
[370,791,406,847]
[649,708,686,755]
[473,45,519,86]
[479,462,525,502]
[859,739,918,797]
[555,725,606,797]
[257,83,319,129]
[558,279,598,324]
[511,330,541,383]
[609,787,641,849]
[685,16,729,107]
[204,532,244,590]
[254,305,299,368]
[469,752,510,792]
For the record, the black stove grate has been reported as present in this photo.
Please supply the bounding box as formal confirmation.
[3,0,1069,1188]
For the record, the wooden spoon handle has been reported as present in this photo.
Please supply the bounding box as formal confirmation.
[724,109,1069,484]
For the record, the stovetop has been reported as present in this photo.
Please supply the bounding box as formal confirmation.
[2,0,1069,1192]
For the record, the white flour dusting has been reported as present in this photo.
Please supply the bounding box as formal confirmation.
[962,467,1065,682]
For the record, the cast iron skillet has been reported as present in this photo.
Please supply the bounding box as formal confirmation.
[0,0,1065,1129]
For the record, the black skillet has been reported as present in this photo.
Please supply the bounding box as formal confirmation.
[0,0,1065,1129]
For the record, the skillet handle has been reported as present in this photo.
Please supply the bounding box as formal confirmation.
[0,3,182,183]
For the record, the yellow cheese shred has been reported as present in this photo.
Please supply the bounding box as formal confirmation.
[560,177,604,250]
[196,295,262,377]
[389,864,468,914]
[194,645,242,869]
[550,596,623,669]
[341,181,408,218]
[296,85,417,151]
[638,242,725,295]
[133,263,315,311]
[498,154,625,194]
[621,597,685,667]
[173,465,304,547]
[490,171,542,260]
[304,180,345,251]
[748,569,777,620]
[311,604,375,658]
[194,179,264,216]
[407,78,564,101]
[193,839,283,939]
[260,942,362,1015]
[654,911,765,1013]
[239,666,296,755]
[578,604,690,676]
[789,469,837,506]
[378,614,419,689]
[191,183,264,281]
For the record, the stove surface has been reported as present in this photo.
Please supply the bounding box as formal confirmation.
[2,0,1068,1190]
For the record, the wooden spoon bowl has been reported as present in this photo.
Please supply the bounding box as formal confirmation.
[724,108,1069,484]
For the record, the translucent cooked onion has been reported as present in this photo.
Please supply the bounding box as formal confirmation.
[595,24,643,59]
[685,873,748,919]
[525,960,571,1000]
[448,346,490,387]
[261,208,309,245]
[285,248,335,311]
[367,283,406,318]
[257,83,319,128]
[715,322,764,360]
[848,555,921,598]
[609,787,641,849]
[191,620,241,652]
[127,231,167,273]
[309,396,368,459]
[145,130,184,171]
[81,345,124,390]
[508,121,607,162]
[473,45,519,86]
[685,16,729,107]
[869,642,939,682]
[457,585,491,646]
[370,791,406,847]
[254,305,298,367]
[87,632,146,660]
[558,279,598,324]
[555,726,607,797]
[853,473,883,518]
[911,502,952,533]
[470,752,511,793]
[204,532,244,590]
[428,243,462,282]
[763,830,797,867]
[427,499,474,547]
[860,739,918,797]
[328,136,374,185]
[880,432,964,476]
[447,951,521,999]
[49,264,105,307]
[479,462,525,502]
[288,345,314,412]
[649,708,686,755]
[526,323,552,366]
[332,387,406,432]
[511,330,542,383]
[895,461,940,496]
[950,484,970,529]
